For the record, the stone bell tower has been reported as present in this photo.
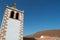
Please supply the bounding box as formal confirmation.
[0,3,24,40]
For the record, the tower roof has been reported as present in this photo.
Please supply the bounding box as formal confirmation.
[12,3,16,8]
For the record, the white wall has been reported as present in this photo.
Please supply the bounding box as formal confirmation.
[6,18,20,40]
[5,9,21,40]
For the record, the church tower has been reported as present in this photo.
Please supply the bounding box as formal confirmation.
[1,3,24,40]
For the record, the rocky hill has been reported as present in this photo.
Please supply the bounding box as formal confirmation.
[24,30,60,40]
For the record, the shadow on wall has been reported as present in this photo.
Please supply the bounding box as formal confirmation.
[23,37,35,40]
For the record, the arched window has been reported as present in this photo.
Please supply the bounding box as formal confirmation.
[16,13,19,20]
[10,11,14,18]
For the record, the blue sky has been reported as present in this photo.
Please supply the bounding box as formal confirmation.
[0,0,60,36]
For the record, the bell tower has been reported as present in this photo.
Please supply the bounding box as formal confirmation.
[1,3,24,40]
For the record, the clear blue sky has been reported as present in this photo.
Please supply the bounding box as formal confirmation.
[0,0,60,36]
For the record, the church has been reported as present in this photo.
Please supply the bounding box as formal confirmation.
[0,3,60,40]
[0,3,24,40]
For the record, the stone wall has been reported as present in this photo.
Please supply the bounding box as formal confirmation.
[23,37,60,40]
[23,37,35,40]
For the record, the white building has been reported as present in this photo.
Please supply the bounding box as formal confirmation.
[0,3,24,40]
